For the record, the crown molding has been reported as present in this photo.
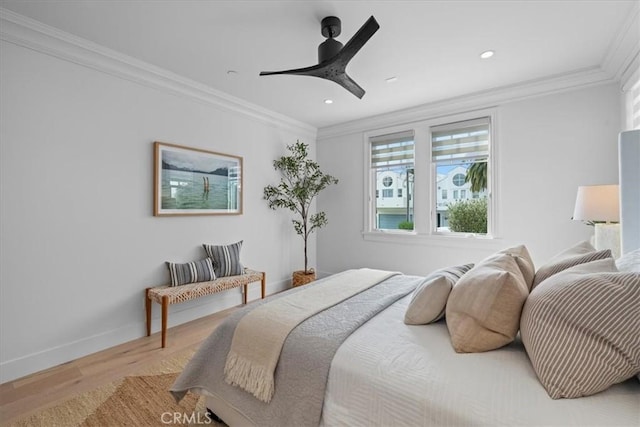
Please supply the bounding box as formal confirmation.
[318,66,614,140]
[601,1,640,85]
[0,8,317,139]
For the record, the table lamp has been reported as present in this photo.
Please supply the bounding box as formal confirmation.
[572,184,621,259]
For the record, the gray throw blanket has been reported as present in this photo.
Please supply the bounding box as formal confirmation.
[224,269,396,403]
[171,273,422,427]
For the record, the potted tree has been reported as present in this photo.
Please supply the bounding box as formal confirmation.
[264,141,338,286]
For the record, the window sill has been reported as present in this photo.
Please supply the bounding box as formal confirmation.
[362,230,504,250]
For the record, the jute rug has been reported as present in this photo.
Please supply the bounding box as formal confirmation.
[8,349,226,427]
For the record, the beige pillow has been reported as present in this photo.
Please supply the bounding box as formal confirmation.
[498,245,535,290]
[404,264,474,325]
[532,241,611,289]
[521,261,640,399]
[446,253,529,353]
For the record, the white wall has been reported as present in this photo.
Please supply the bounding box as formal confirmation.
[0,40,316,382]
[316,84,621,277]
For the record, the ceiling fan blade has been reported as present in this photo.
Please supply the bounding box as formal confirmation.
[328,16,379,68]
[260,63,366,98]
[332,73,366,99]
[259,63,324,77]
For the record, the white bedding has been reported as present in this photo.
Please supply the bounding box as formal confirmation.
[321,294,640,427]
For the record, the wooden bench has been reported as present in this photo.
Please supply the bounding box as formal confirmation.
[146,269,265,347]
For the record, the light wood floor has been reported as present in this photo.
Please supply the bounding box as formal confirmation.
[0,304,240,424]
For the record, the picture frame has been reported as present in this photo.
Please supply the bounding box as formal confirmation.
[154,142,242,216]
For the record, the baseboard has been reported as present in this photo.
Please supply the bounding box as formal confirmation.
[0,279,289,384]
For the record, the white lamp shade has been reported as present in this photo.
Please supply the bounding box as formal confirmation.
[573,185,620,222]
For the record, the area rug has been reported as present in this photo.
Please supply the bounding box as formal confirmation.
[8,349,226,427]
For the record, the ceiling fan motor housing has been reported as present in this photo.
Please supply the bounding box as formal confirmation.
[318,16,343,63]
[318,38,343,63]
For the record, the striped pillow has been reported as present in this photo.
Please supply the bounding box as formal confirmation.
[203,241,244,277]
[521,259,640,399]
[404,264,474,325]
[532,241,611,289]
[166,258,216,287]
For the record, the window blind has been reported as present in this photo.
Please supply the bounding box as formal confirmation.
[431,117,490,162]
[370,130,414,169]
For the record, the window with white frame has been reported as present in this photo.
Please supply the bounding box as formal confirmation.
[432,117,490,234]
[365,111,495,239]
[369,130,414,231]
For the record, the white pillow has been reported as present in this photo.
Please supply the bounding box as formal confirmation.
[404,264,473,325]
[616,248,640,272]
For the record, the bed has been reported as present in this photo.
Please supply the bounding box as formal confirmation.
[171,262,639,426]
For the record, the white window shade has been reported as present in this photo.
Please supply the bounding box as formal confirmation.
[371,130,414,168]
[431,117,490,163]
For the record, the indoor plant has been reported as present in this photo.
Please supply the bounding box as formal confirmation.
[264,141,338,286]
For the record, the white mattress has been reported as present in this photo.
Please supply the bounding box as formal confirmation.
[321,295,640,427]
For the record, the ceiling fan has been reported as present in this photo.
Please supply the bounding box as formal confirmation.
[259,15,380,99]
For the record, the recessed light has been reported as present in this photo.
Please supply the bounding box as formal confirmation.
[324,99,333,104]
[226,70,238,75]
[385,76,398,83]
[480,50,494,59]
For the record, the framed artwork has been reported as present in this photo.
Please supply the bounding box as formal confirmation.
[154,142,242,216]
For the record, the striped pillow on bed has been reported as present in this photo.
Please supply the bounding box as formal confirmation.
[532,241,611,289]
[521,258,640,399]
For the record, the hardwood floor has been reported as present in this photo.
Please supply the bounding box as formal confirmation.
[0,305,239,424]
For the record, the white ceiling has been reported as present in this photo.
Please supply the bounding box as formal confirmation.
[1,1,638,129]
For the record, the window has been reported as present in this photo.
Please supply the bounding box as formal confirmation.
[622,71,639,130]
[452,173,466,186]
[365,110,495,240]
[432,117,490,234]
[370,130,414,231]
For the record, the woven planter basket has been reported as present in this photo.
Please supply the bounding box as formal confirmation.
[292,269,316,287]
